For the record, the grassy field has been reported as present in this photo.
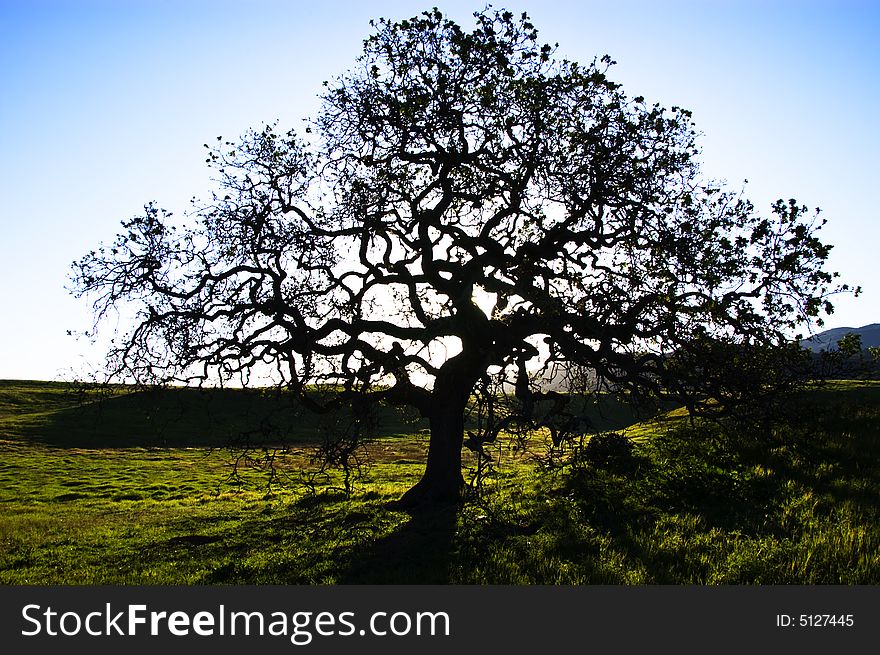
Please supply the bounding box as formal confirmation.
[1,379,878,584]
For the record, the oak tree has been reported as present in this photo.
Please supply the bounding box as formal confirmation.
[72,9,850,506]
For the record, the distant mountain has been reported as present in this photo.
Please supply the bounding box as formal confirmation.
[802,323,880,352]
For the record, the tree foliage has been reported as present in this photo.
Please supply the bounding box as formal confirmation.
[72,8,853,505]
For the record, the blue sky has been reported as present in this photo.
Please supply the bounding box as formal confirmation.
[1,0,878,380]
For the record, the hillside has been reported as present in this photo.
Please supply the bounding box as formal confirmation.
[802,323,880,352]
[0,380,421,447]
[0,379,657,448]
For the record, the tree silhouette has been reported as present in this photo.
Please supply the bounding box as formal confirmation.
[72,8,852,506]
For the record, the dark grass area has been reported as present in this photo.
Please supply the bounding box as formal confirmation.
[0,380,666,448]
[0,380,425,447]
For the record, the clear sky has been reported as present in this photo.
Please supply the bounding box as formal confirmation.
[1,0,877,381]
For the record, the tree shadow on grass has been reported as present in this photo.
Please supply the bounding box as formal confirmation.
[336,504,459,584]
[186,494,458,585]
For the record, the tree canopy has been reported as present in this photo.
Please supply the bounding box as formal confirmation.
[72,8,852,506]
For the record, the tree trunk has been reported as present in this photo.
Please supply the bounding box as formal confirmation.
[396,408,466,508]
[394,351,480,509]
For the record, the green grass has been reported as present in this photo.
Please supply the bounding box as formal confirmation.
[0,438,423,584]
[0,380,425,447]
[1,379,878,584]
[450,380,880,583]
